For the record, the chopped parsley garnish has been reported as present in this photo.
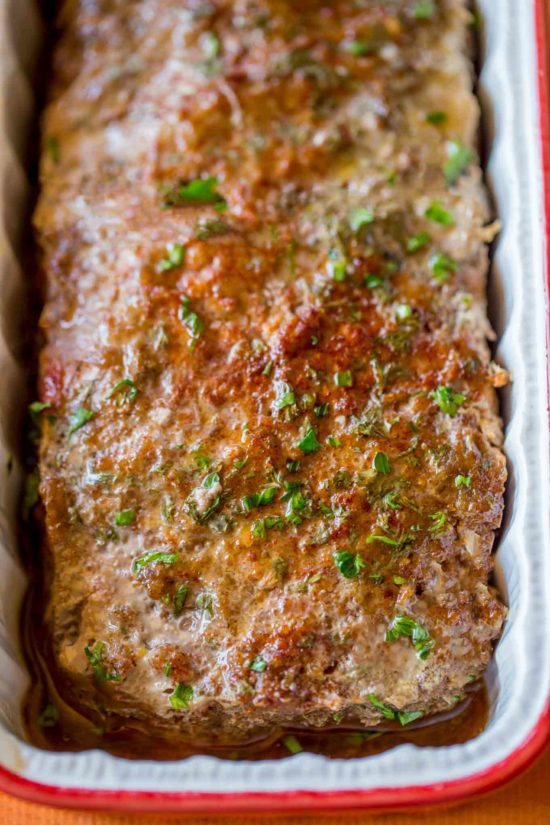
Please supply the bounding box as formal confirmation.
[396,710,424,725]
[334,550,365,579]
[115,508,136,526]
[373,451,391,474]
[368,694,424,726]
[365,273,384,288]
[107,378,137,403]
[251,515,285,539]
[413,1,436,19]
[383,491,402,509]
[282,482,308,524]
[367,693,397,720]
[203,471,220,488]
[132,551,179,573]
[297,427,321,454]
[37,703,59,727]
[429,511,447,531]
[196,592,213,615]
[426,110,447,125]
[157,242,185,272]
[425,200,454,226]
[444,140,473,185]
[169,683,193,710]
[162,176,226,208]
[327,435,341,447]
[334,370,353,387]
[29,400,52,425]
[84,641,121,683]
[406,232,431,253]
[431,385,466,416]
[454,474,472,488]
[345,40,374,57]
[396,303,412,321]
[184,472,222,523]
[173,583,188,616]
[385,615,435,660]
[179,295,205,340]
[314,402,329,417]
[242,485,278,512]
[327,248,348,282]
[282,734,303,754]
[250,655,267,673]
[195,453,210,470]
[233,456,248,470]
[366,533,410,549]
[286,458,300,473]
[349,207,374,231]
[200,30,220,59]
[68,407,94,434]
[393,575,406,585]
[430,252,458,282]
[274,381,296,410]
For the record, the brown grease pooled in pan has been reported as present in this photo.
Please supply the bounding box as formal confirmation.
[25,655,489,761]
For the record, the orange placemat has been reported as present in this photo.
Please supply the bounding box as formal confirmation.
[0,746,548,824]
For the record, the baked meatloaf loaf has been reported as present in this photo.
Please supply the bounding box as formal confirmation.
[32,0,506,746]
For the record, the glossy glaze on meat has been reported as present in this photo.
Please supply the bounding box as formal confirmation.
[32,0,506,745]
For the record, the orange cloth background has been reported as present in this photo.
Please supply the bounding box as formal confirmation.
[0,745,548,823]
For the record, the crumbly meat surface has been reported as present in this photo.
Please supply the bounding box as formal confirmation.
[33,0,507,744]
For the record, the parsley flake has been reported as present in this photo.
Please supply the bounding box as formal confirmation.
[431,385,466,416]
[200,30,220,59]
[385,615,435,660]
[173,583,188,616]
[373,451,391,474]
[107,378,137,403]
[157,242,185,272]
[327,248,348,282]
[425,200,454,226]
[162,177,226,208]
[426,110,447,125]
[444,140,473,185]
[29,400,52,425]
[250,655,267,673]
[334,370,353,387]
[406,232,431,253]
[430,252,458,282]
[169,683,193,710]
[282,734,303,754]
[334,550,365,579]
[180,295,205,340]
[274,381,296,410]
[132,551,179,573]
[349,207,374,231]
[242,485,278,513]
[38,703,59,727]
[297,427,321,454]
[413,1,436,19]
[84,641,121,683]
[115,508,136,526]
[68,407,94,434]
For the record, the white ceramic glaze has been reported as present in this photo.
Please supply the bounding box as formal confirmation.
[0,0,548,798]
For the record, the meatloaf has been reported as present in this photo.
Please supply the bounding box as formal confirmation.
[32,0,507,746]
